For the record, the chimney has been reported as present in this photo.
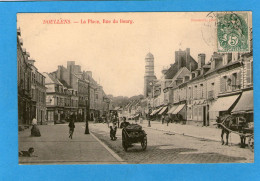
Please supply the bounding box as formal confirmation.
[161,67,168,75]
[86,71,92,78]
[27,59,35,66]
[198,53,206,69]
[57,66,63,79]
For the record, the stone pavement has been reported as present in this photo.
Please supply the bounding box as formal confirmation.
[89,123,254,163]
[136,120,241,145]
[19,123,124,164]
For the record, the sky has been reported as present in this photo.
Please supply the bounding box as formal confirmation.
[17,12,218,97]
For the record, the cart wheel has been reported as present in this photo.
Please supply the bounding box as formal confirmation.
[248,135,254,152]
[122,131,128,151]
[141,136,147,151]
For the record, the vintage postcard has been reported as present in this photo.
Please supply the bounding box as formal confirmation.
[17,12,253,164]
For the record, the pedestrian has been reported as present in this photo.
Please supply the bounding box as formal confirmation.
[68,118,75,139]
[162,115,165,124]
[32,117,37,125]
[165,114,170,126]
[110,121,117,140]
[31,117,41,137]
[139,116,143,124]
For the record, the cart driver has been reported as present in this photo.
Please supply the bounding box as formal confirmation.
[120,117,130,129]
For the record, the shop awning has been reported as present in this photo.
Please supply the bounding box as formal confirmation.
[209,94,240,112]
[150,110,157,116]
[150,107,163,116]
[167,105,178,114]
[232,90,253,114]
[172,104,186,114]
[158,106,168,115]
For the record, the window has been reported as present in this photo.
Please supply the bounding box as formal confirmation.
[220,76,227,92]
[194,85,197,99]
[226,77,232,91]
[231,73,237,90]
[200,84,204,98]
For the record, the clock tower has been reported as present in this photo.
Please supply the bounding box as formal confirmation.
[144,52,157,98]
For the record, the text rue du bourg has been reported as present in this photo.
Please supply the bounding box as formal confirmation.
[81,19,134,24]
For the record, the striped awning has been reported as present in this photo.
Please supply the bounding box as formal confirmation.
[172,104,186,114]
[158,106,168,115]
[167,105,178,114]
[232,90,253,114]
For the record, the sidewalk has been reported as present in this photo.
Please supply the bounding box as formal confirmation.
[18,123,124,164]
[132,120,241,145]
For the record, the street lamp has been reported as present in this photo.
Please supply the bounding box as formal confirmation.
[85,99,90,134]
[148,81,154,127]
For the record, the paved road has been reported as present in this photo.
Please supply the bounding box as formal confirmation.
[90,123,254,164]
[19,123,123,164]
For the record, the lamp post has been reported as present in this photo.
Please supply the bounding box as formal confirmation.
[85,98,90,134]
[148,81,154,127]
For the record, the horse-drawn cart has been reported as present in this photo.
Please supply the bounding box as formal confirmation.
[122,124,147,151]
[216,115,254,152]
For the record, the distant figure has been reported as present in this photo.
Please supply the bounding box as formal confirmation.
[31,117,41,137]
[162,115,165,124]
[68,119,75,139]
[165,115,170,126]
[120,117,130,129]
[32,117,37,125]
[110,122,117,140]
[19,147,37,157]
[139,116,143,124]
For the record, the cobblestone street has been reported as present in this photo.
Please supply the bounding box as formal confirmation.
[90,123,254,164]
[19,123,123,164]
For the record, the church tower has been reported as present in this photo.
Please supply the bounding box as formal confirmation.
[144,52,156,98]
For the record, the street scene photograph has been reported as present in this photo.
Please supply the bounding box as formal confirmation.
[17,12,253,164]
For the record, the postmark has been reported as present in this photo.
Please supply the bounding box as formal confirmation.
[201,12,217,48]
[217,12,249,52]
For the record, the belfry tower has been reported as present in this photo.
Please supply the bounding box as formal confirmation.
[144,52,156,98]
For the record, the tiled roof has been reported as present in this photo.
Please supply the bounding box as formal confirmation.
[59,79,72,88]
[164,63,178,79]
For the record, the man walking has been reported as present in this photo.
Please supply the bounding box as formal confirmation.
[69,114,75,139]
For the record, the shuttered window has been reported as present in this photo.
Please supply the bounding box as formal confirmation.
[246,62,252,84]
[220,77,226,92]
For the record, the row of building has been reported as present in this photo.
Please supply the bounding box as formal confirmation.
[123,47,253,127]
[17,28,111,125]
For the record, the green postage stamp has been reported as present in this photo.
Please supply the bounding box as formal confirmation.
[217,12,250,52]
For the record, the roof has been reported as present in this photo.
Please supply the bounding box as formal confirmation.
[164,63,179,79]
[59,79,72,88]
[168,67,190,87]
[44,73,62,85]
[145,52,154,59]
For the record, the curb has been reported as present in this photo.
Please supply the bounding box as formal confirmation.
[90,132,127,164]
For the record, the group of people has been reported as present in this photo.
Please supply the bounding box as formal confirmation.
[109,116,131,141]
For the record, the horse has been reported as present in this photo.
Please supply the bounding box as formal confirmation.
[216,115,247,147]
